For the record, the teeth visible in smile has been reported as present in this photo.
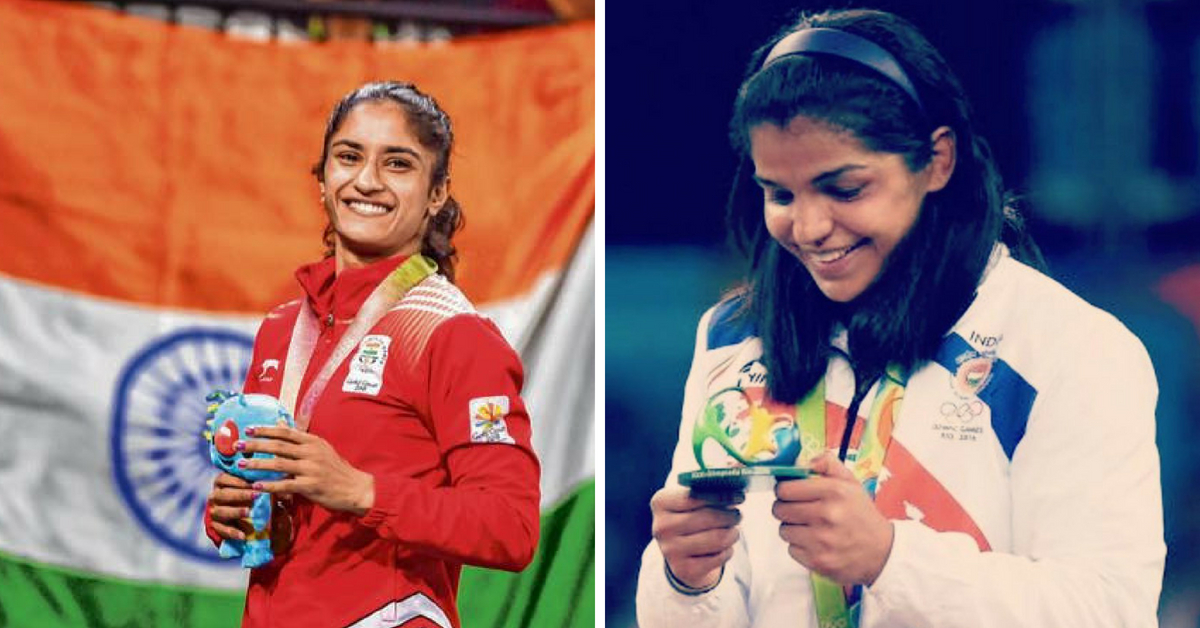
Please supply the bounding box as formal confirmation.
[810,242,863,263]
[347,201,390,216]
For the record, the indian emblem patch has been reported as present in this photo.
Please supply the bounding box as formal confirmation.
[342,335,391,395]
[952,352,994,398]
[469,396,515,444]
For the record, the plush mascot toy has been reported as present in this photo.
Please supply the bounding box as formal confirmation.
[203,391,295,568]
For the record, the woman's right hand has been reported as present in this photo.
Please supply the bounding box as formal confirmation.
[650,487,744,590]
[208,472,255,541]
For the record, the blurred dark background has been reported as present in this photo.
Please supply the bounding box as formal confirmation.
[605,1,1200,626]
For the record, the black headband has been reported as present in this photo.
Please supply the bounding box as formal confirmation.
[761,27,924,111]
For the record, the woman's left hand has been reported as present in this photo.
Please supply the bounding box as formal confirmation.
[237,425,375,516]
[772,453,894,586]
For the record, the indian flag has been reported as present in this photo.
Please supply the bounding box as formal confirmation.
[0,2,595,626]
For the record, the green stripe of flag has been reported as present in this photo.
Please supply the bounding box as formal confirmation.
[0,480,593,628]
[460,480,594,628]
[0,554,243,627]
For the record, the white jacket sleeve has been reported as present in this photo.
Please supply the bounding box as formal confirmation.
[636,307,754,628]
[864,320,1165,627]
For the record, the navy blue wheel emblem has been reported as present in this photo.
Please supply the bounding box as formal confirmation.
[111,327,254,563]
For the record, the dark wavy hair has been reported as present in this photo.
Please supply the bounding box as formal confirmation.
[313,81,464,281]
[726,9,1045,407]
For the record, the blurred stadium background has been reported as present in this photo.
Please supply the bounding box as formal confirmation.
[0,1,593,626]
[606,1,1200,627]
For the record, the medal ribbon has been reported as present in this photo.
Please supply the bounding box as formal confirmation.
[278,255,437,430]
[801,365,908,628]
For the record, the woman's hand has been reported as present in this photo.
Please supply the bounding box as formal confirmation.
[772,453,893,586]
[650,487,744,590]
[208,473,254,541]
[237,425,375,516]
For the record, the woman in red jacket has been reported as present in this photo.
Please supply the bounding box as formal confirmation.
[205,81,540,628]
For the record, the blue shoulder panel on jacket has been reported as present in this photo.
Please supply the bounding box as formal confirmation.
[934,333,1038,460]
[707,297,755,350]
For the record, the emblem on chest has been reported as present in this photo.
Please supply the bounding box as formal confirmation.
[934,346,997,443]
[342,335,391,395]
[952,355,994,399]
[257,358,280,383]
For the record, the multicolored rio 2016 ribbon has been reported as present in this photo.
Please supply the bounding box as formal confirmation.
[688,362,908,627]
[802,366,908,628]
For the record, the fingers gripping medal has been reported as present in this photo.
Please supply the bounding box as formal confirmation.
[203,391,296,568]
[678,386,810,493]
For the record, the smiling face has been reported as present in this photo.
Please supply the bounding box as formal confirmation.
[750,115,953,303]
[320,100,447,270]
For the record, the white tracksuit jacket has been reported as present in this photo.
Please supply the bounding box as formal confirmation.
[637,250,1165,628]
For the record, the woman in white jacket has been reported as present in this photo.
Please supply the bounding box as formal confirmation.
[637,8,1164,628]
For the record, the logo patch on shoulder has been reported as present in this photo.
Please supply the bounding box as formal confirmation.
[342,335,391,395]
[469,396,515,444]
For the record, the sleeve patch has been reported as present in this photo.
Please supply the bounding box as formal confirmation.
[469,396,516,444]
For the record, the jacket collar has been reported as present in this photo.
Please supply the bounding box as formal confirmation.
[293,254,410,324]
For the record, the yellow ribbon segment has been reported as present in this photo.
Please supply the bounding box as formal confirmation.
[386,255,439,297]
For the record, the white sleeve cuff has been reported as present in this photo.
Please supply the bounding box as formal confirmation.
[636,541,746,628]
[864,519,976,626]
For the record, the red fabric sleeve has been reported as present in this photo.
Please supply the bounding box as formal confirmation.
[203,501,222,547]
[358,315,541,571]
[204,318,267,548]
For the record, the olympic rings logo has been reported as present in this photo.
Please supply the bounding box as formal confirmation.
[940,400,984,421]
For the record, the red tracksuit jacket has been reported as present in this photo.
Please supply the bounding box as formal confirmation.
[205,255,541,628]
